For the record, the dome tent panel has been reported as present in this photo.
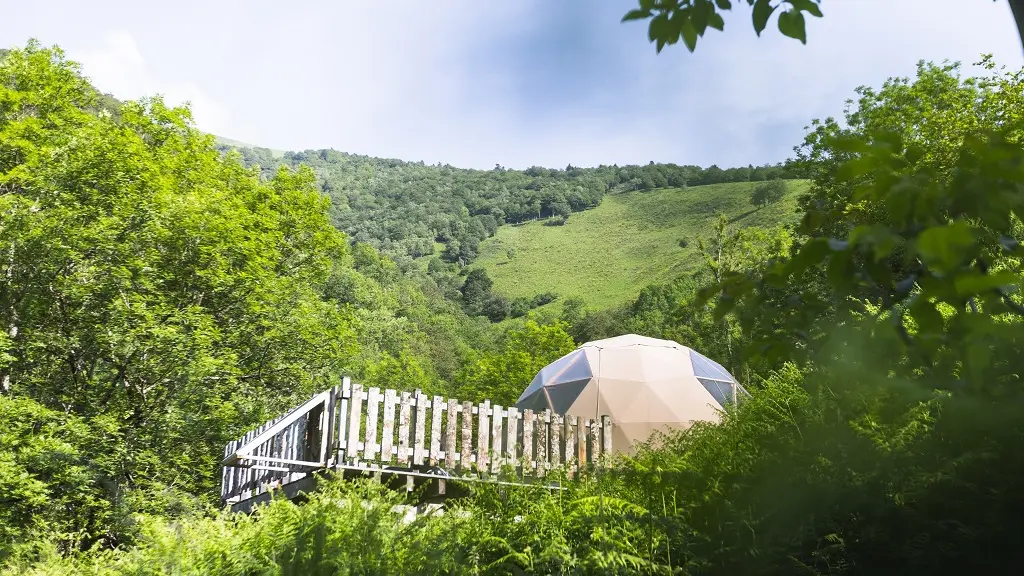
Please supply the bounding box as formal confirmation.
[697,377,735,407]
[545,378,591,414]
[513,334,742,455]
[553,352,593,384]
[517,348,585,404]
[566,379,601,418]
[689,349,736,382]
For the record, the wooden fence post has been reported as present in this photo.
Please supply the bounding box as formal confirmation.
[445,398,458,469]
[364,387,381,461]
[398,391,413,465]
[381,389,396,463]
[460,401,473,471]
[505,407,519,473]
[522,409,535,473]
[430,395,444,466]
[476,400,490,472]
[413,390,427,466]
[346,383,364,465]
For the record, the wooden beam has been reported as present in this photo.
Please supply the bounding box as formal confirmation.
[222,390,330,467]
[237,455,324,467]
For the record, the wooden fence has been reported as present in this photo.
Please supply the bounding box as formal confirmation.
[220,378,614,506]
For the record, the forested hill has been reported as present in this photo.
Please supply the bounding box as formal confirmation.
[219,143,808,268]
[41,52,808,273]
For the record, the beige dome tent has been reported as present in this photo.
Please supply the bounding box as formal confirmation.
[514,334,748,454]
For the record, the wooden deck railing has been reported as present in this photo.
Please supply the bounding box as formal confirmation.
[220,378,614,505]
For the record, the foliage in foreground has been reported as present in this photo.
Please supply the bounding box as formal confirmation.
[7,38,1024,576]
[0,41,569,561]
[14,349,1024,575]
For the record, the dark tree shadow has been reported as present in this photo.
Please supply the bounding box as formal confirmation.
[728,208,760,224]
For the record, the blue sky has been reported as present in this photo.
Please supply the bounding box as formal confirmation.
[2,1,1022,170]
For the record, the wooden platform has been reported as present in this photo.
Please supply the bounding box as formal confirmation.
[220,379,613,511]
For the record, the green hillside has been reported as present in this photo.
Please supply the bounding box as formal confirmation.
[213,135,286,158]
[474,180,808,310]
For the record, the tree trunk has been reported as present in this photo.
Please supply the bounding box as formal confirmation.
[1011,0,1024,53]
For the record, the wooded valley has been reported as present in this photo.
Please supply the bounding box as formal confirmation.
[3,7,1024,572]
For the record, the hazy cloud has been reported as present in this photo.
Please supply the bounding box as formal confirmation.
[2,0,1021,169]
[75,30,230,135]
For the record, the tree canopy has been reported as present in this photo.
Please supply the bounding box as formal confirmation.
[223,146,806,270]
[0,41,573,559]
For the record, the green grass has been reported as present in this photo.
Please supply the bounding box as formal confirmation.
[474,180,809,311]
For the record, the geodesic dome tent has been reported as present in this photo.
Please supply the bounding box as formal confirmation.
[514,334,748,454]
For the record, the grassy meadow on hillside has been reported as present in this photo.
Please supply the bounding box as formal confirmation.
[474,180,808,310]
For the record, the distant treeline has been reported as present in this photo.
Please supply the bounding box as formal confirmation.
[224,145,808,267]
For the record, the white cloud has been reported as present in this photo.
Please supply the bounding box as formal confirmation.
[76,30,230,135]
[2,0,1021,169]
[274,0,1024,170]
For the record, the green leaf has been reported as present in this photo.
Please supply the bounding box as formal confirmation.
[681,19,699,51]
[965,339,992,382]
[915,221,976,272]
[849,225,901,261]
[826,250,855,292]
[667,9,687,40]
[785,237,831,277]
[692,1,711,35]
[904,142,926,165]
[640,0,656,10]
[712,294,736,320]
[953,270,1020,296]
[714,0,733,9]
[864,256,894,291]
[752,0,776,36]
[622,8,654,22]
[724,275,757,300]
[787,0,823,18]
[800,209,827,235]
[764,267,790,289]
[707,11,726,31]
[909,298,944,335]
[777,9,807,43]
[649,13,671,42]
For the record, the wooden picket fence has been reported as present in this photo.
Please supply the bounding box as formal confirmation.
[220,378,614,506]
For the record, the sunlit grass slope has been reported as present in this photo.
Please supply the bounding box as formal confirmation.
[475,180,809,310]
